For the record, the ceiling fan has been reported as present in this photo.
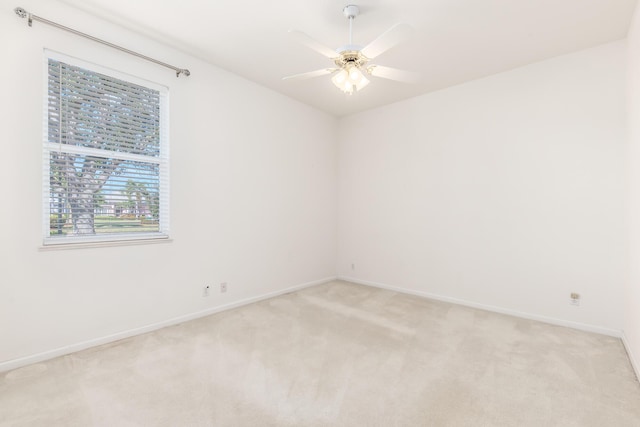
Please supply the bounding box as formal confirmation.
[283,4,419,94]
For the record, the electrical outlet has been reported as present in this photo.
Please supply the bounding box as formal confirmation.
[220,282,227,293]
[570,292,580,306]
[203,285,210,297]
[351,263,355,270]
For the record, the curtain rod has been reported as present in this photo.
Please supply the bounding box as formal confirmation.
[14,6,191,77]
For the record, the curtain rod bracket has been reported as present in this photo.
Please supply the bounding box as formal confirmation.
[14,6,190,77]
[14,7,32,26]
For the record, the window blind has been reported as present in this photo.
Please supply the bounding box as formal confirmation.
[44,56,169,245]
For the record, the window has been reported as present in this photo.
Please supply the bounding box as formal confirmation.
[44,52,169,246]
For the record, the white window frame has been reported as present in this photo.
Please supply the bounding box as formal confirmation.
[42,50,170,248]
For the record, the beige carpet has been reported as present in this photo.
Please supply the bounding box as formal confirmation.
[1,280,639,426]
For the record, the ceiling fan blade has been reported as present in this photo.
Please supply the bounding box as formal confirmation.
[361,23,412,59]
[289,29,339,59]
[368,65,420,83]
[283,68,338,81]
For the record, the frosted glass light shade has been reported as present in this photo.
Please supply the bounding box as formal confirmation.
[332,65,369,94]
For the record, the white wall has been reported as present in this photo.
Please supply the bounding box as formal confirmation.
[0,0,337,369]
[626,3,640,377]
[338,41,627,335]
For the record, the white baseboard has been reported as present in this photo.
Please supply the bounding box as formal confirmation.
[0,276,337,373]
[338,276,622,338]
[3,275,626,374]
[622,333,640,382]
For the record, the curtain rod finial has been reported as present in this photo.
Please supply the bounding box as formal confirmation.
[14,7,27,18]
[177,69,191,77]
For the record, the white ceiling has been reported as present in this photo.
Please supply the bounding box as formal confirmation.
[58,0,637,117]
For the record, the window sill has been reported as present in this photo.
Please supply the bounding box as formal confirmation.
[39,236,172,251]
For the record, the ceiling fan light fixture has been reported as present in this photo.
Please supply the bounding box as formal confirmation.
[349,66,361,81]
[348,64,369,90]
[332,64,369,94]
[355,73,370,91]
[331,69,348,92]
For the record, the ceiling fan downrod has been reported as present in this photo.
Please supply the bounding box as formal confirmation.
[343,5,359,46]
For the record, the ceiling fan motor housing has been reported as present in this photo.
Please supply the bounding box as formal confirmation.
[334,50,368,69]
